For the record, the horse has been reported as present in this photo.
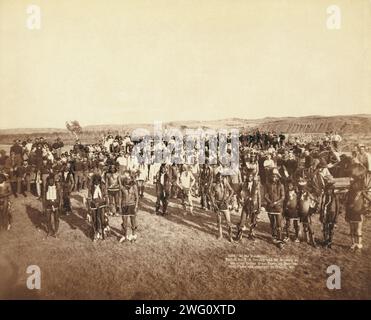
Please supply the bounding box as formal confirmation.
[329,154,353,178]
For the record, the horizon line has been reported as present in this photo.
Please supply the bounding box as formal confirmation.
[0,113,370,131]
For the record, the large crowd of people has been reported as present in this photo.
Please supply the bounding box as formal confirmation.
[0,129,370,251]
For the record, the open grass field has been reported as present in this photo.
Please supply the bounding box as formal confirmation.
[0,183,370,300]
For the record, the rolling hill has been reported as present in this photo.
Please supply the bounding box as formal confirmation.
[0,114,370,146]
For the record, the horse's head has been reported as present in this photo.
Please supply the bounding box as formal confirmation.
[350,163,367,180]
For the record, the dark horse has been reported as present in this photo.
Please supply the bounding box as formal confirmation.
[329,154,353,178]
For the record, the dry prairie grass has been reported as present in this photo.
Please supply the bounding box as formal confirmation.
[0,184,370,300]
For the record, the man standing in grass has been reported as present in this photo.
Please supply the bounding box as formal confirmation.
[0,173,12,231]
[120,171,139,243]
[43,174,61,238]
[236,171,261,241]
[264,170,285,249]
[177,165,196,215]
[210,172,235,242]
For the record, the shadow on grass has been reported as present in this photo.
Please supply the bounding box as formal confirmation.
[26,205,47,233]
[139,186,274,242]
[59,207,92,239]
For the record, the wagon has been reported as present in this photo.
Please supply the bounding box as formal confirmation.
[333,177,351,194]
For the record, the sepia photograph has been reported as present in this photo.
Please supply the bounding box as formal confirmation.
[0,0,370,307]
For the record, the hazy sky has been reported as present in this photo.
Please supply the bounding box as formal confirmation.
[0,0,370,128]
